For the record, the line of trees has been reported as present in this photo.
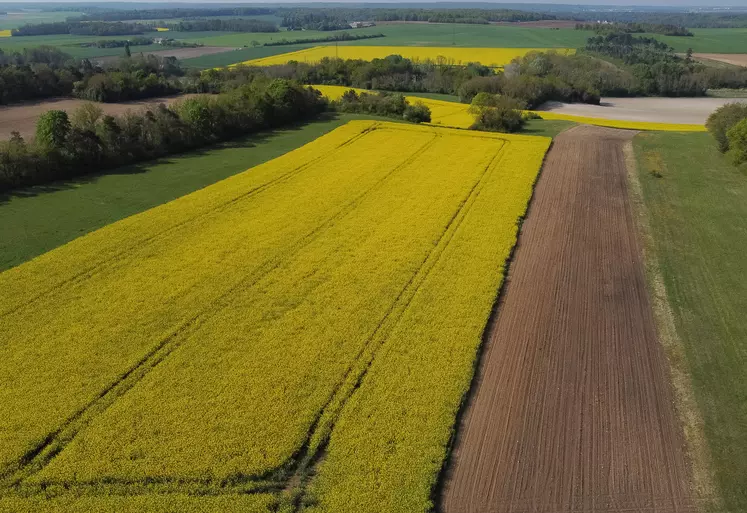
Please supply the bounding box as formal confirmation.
[586,32,747,96]
[0,47,190,105]
[0,79,327,192]
[280,7,551,30]
[706,103,747,167]
[166,18,278,33]
[569,11,747,29]
[265,32,385,47]
[11,21,147,37]
[72,8,274,22]
[334,89,431,123]
[575,22,693,37]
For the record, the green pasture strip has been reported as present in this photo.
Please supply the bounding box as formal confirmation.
[0,114,370,273]
[635,131,747,511]
[181,44,312,68]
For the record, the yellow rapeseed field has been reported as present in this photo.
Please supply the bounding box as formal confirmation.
[0,30,12,37]
[155,27,169,32]
[241,45,575,67]
[0,121,550,511]
[311,85,706,132]
[533,111,707,132]
[313,84,474,128]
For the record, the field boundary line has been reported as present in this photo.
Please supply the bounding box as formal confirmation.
[1,126,439,493]
[282,140,512,509]
[0,123,378,321]
[433,136,554,512]
[624,140,720,509]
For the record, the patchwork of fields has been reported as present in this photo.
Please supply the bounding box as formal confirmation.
[0,121,551,511]
[240,46,574,67]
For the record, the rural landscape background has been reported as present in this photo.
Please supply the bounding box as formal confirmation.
[1,1,747,512]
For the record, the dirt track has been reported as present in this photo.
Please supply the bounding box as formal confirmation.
[0,95,197,141]
[441,125,695,513]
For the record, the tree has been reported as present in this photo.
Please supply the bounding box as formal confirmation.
[403,101,431,123]
[706,102,747,152]
[468,92,526,133]
[726,117,747,166]
[124,41,131,58]
[36,110,71,149]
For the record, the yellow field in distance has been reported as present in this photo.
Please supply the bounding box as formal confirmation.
[534,111,707,132]
[313,84,474,128]
[310,85,706,132]
[0,30,12,37]
[155,27,169,32]
[0,120,550,511]
[241,46,575,67]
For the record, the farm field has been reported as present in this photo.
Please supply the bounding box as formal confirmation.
[181,44,313,68]
[0,114,376,273]
[634,131,747,511]
[442,125,698,513]
[92,46,237,64]
[0,121,550,511]
[313,84,707,131]
[692,53,747,67]
[538,97,735,126]
[240,45,575,67]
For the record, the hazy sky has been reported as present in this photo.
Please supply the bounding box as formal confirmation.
[6,0,747,6]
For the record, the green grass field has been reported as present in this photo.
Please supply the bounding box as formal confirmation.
[180,44,313,68]
[0,11,82,30]
[635,131,747,511]
[0,114,374,272]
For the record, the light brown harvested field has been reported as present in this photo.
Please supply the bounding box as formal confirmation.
[0,95,199,141]
[93,46,237,64]
[539,97,739,125]
[441,125,696,513]
[692,53,747,67]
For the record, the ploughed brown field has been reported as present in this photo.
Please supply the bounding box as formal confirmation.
[692,53,747,67]
[441,125,696,513]
[0,95,199,141]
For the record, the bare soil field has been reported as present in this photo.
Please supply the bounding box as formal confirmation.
[539,97,739,124]
[440,125,696,513]
[0,95,199,141]
[692,53,747,67]
[93,46,237,64]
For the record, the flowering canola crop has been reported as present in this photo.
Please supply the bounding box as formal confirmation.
[0,30,11,37]
[241,45,574,68]
[534,111,707,132]
[0,121,550,511]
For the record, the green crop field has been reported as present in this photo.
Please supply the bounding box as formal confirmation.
[635,131,747,511]
[180,44,313,68]
[0,11,82,30]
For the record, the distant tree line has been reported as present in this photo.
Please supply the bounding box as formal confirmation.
[11,21,147,37]
[586,32,747,96]
[334,89,431,123]
[264,32,385,47]
[0,47,189,105]
[72,8,274,22]
[166,18,278,33]
[0,79,327,192]
[575,22,693,37]
[82,37,153,49]
[569,11,747,29]
[280,7,552,30]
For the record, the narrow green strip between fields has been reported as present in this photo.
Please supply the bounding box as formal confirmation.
[634,131,747,511]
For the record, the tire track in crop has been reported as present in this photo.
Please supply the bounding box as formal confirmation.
[441,126,697,513]
[2,127,439,490]
[283,141,513,508]
[0,123,380,321]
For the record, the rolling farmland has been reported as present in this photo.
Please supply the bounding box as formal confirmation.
[240,46,574,67]
[441,126,697,513]
[0,121,550,511]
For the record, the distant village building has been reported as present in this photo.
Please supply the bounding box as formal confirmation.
[349,21,376,29]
